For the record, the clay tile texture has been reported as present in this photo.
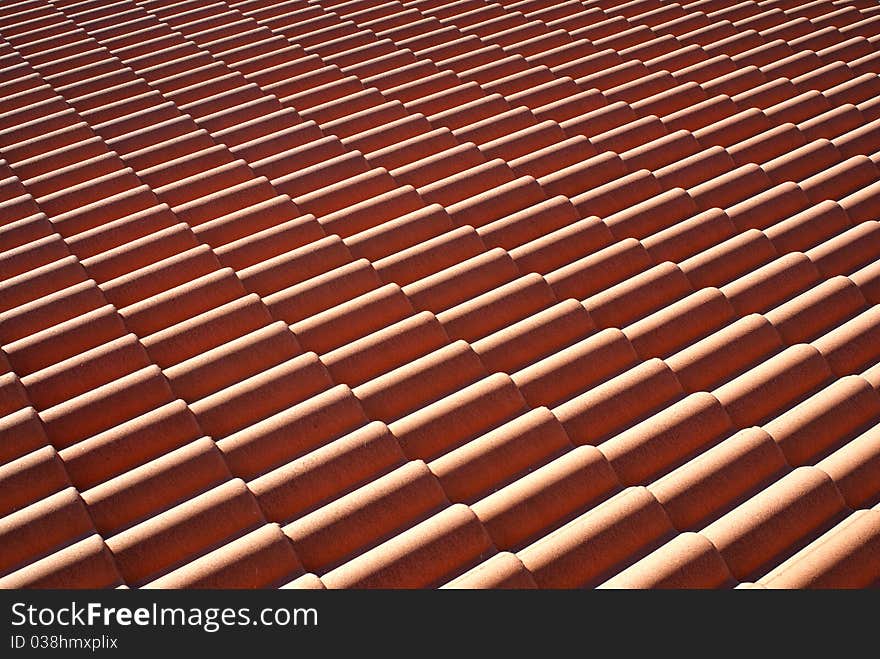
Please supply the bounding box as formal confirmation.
[1,0,879,591]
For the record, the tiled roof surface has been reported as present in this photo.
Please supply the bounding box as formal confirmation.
[1,0,880,590]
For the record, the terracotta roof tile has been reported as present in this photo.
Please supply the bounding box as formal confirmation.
[57,400,203,490]
[216,382,368,479]
[850,258,880,303]
[599,531,735,588]
[518,486,674,587]
[3,0,879,589]
[321,503,494,587]
[546,237,653,299]
[0,445,70,518]
[583,261,693,328]
[0,487,96,577]
[472,444,618,550]
[105,478,265,585]
[40,365,175,449]
[816,423,880,508]
[764,200,852,255]
[764,373,879,466]
[249,419,403,521]
[720,251,821,314]
[22,333,151,410]
[623,287,733,358]
[512,327,636,407]
[282,459,446,571]
[146,523,303,588]
[143,296,271,369]
[472,298,594,373]
[164,320,300,401]
[768,275,865,340]
[508,215,613,273]
[443,550,537,588]
[375,225,485,285]
[806,220,880,276]
[554,357,684,444]
[599,391,733,484]
[713,343,833,425]
[81,436,231,536]
[429,406,569,501]
[758,509,880,588]
[812,304,880,375]
[0,534,123,589]
[701,466,847,580]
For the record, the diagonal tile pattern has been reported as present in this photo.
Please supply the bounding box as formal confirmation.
[1,0,879,589]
